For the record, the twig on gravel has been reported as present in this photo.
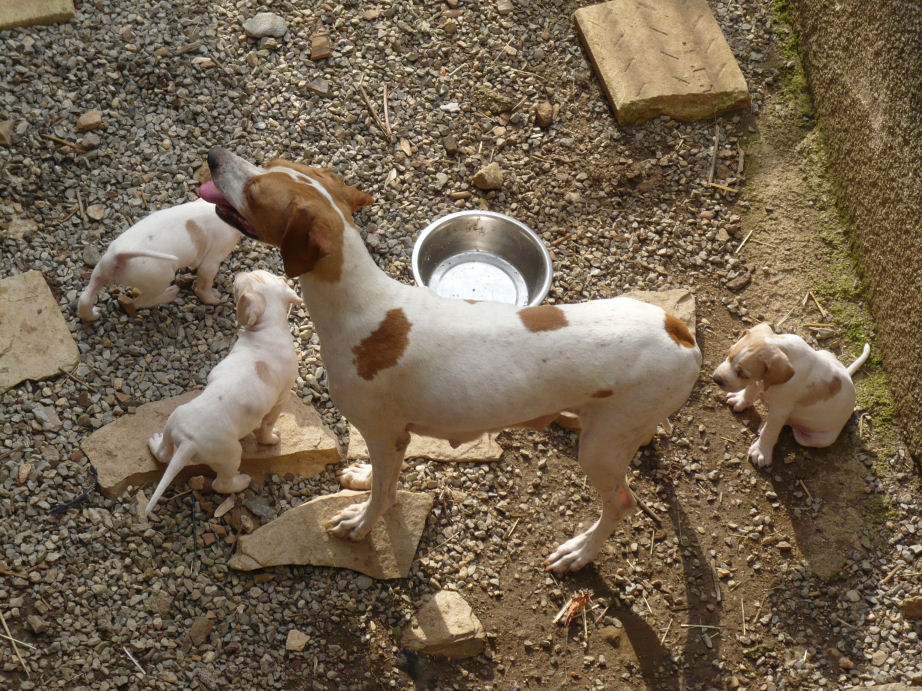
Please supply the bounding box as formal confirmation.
[631,489,662,526]
[741,600,747,637]
[798,479,813,503]
[357,76,392,142]
[679,623,729,630]
[808,291,829,319]
[708,181,739,193]
[503,517,520,540]
[76,189,88,228]
[0,566,27,579]
[41,132,83,151]
[0,607,30,677]
[382,84,392,141]
[660,617,673,645]
[123,646,145,676]
[56,207,79,225]
[881,566,900,584]
[711,559,722,603]
[776,304,798,329]
[734,228,754,254]
[0,631,36,650]
[708,125,719,184]
[58,365,98,393]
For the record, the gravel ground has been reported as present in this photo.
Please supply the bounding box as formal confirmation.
[2,0,921,689]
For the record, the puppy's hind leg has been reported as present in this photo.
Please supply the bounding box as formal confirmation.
[209,440,250,493]
[327,431,408,541]
[544,412,653,573]
[338,462,372,490]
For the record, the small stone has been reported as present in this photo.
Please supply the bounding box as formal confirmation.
[86,204,106,221]
[245,51,258,67]
[26,615,48,634]
[259,37,280,51]
[305,79,331,97]
[472,162,504,190]
[117,294,137,318]
[839,655,855,670]
[243,495,274,520]
[191,56,216,70]
[311,32,332,60]
[6,216,38,240]
[76,110,103,132]
[79,132,101,150]
[401,591,485,659]
[726,271,751,292]
[18,463,32,484]
[902,595,922,619]
[286,629,309,651]
[600,625,621,647]
[0,120,14,146]
[193,161,211,184]
[242,12,287,39]
[362,9,380,20]
[776,540,792,551]
[535,101,554,128]
[187,475,206,491]
[870,650,887,666]
[443,19,458,35]
[845,589,861,603]
[496,0,514,15]
[33,404,62,430]
[442,135,459,154]
[188,616,212,647]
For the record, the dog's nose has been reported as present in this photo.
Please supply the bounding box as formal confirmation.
[206,148,224,173]
[712,373,724,387]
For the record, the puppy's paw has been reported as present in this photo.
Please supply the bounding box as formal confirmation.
[256,430,281,445]
[195,287,222,305]
[727,390,752,412]
[326,501,373,541]
[213,472,251,493]
[338,462,372,490]
[148,433,166,461]
[748,440,772,467]
[544,534,595,574]
[79,307,100,322]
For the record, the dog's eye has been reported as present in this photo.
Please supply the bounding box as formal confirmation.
[735,367,745,378]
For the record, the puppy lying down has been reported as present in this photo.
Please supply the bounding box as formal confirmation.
[78,199,239,321]
[712,322,870,467]
[145,270,301,515]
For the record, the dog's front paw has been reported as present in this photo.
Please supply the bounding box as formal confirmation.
[326,501,373,541]
[748,440,772,467]
[727,390,752,412]
[256,429,280,445]
[195,287,222,305]
[544,534,596,574]
[337,462,372,490]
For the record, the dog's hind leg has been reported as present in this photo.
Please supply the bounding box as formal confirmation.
[210,440,250,493]
[544,411,654,573]
[327,431,409,541]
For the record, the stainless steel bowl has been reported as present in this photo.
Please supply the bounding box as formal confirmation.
[411,211,552,306]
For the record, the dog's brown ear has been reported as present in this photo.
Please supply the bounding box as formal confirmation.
[762,345,795,388]
[280,204,335,278]
[344,186,373,213]
[235,291,266,328]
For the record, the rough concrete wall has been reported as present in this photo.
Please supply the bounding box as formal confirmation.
[789,0,922,458]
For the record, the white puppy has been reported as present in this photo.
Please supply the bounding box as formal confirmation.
[712,323,870,467]
[78,199,240,321]
[145,270,301,515]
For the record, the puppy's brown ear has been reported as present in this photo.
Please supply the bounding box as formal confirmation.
[235,291,266,328]
[762,345,795,388]
[280,204,335,278]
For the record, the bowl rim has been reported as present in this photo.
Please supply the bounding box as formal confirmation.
[411,210,553,306]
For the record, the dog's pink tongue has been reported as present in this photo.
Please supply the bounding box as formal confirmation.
[199,181,227,205]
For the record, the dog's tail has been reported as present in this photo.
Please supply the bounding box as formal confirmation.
[847,343,871,377]
[145,440,195,516]
[77,250,179,321]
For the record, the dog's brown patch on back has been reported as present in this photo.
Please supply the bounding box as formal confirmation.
[518,305,568,332]
[465,299,481,304]
[255,361,272,384]
[798,375,843,407]
[353,308,412,381]
[664,313,695,348]
[591,389,613,398]
[186,220,207,259]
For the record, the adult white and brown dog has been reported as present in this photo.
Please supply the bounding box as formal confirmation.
[712,322,870,467]
[78,199,240,321]
[200,148,702,572]
[145,269,301,515]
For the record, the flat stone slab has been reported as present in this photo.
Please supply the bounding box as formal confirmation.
[228,489,433,580]
[0,0,75,29]
[574,0,749,124]
[401,590,486,659]
[0,271,79,394]
[84,392,339,498]
[348,425,502,463]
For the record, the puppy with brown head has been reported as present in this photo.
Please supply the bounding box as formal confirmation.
[713,323,870,467]
[145,269,302,515]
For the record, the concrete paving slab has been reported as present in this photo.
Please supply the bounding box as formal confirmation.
[0,0,75,29]
[0,271,79,393]
[574,0,749,124]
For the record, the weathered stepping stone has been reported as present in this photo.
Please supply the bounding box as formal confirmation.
[84,392,339,498]
[228,489,433,580]
[401,590,486,659]
[0,0,74,29]
[574,0,749,124]
[0,271,79,393]
[347,425,502,464]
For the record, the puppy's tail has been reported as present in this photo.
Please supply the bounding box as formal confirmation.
[847,343,871,377]
[145,440,195,516]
